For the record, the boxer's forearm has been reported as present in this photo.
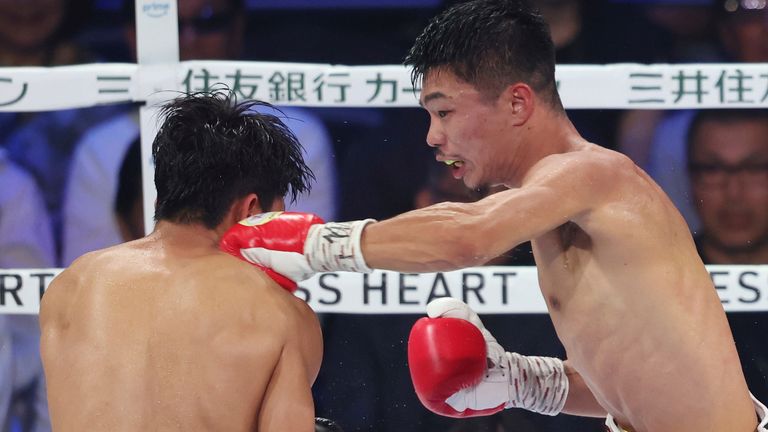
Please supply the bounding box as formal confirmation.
[361,203,494,272]
[561,360,608,417]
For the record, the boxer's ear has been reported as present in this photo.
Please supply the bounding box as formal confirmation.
[243,193,260,218]
[500,83,534,127]
[229,193,260,223]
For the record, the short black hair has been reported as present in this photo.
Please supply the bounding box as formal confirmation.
[404,0,561,108]
[153,90,313,229]
[686,109,768,168]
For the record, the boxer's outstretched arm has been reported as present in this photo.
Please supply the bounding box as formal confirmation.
[561,360,608,417]
[363,153,620,272]
[220,152,627,280]
[257,300,323,432]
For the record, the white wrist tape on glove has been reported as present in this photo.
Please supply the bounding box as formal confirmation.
[445,350,569,416]
[304,219,376,273]
[504,352,568,415]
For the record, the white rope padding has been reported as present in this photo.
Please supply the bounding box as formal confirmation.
[1,62,768,111]
[1,265,766,315]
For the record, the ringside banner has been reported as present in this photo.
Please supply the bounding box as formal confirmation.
[2,266,767,315]
[1,62,768,111]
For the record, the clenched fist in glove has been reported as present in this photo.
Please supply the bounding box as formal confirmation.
[408,297,569,418]
[220,212,375,292]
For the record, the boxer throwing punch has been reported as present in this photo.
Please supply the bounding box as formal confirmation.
[220,1,768,431]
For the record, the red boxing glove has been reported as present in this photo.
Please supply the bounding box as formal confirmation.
[220,211,325,292]
[409,298,569,418]
[408,316,496,418]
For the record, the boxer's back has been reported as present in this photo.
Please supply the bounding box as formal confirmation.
[41,236,320,432]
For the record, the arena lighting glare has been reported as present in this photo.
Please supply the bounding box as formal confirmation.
[724,0,768,11]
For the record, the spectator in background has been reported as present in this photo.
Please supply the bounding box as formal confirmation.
[124,0,244,61]
[0,151,55,268]
[61,0,338,264]
[640,0,720,62]
[718,0,768,63]
[61,111,141,262]
[619,0,768,232]
[535,0,661,150]
[614,0,718,187]
[0,0,125,262]
[688,109,768,264]
[686,108,768,405]
[0,149,55,432]
[0,0,86,67]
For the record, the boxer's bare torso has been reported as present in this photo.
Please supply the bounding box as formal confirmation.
[40,223,322,432]
[365,144,757,431]
[531,147,754,431]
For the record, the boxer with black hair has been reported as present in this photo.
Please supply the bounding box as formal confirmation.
[41,90,337,431]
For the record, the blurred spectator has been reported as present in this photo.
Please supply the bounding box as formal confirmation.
[61,0,338,264]
[0,149,55,432]
[537,0,663,150]
[717,0,768,63]
[619,0,768,232]
[61,112,142,263]
[641,1,720,62]
[688,109,768,264]
[0,0,125,262]
[123,0,244,61]
[615,0,719,180]
[686,108,768,404]
[336,108,432,221]
[0,0,87,67]
[0,150,55,268]
[3,106,125,261]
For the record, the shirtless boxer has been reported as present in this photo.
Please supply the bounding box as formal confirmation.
[39,91,328,432]
[220,1,768,431]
